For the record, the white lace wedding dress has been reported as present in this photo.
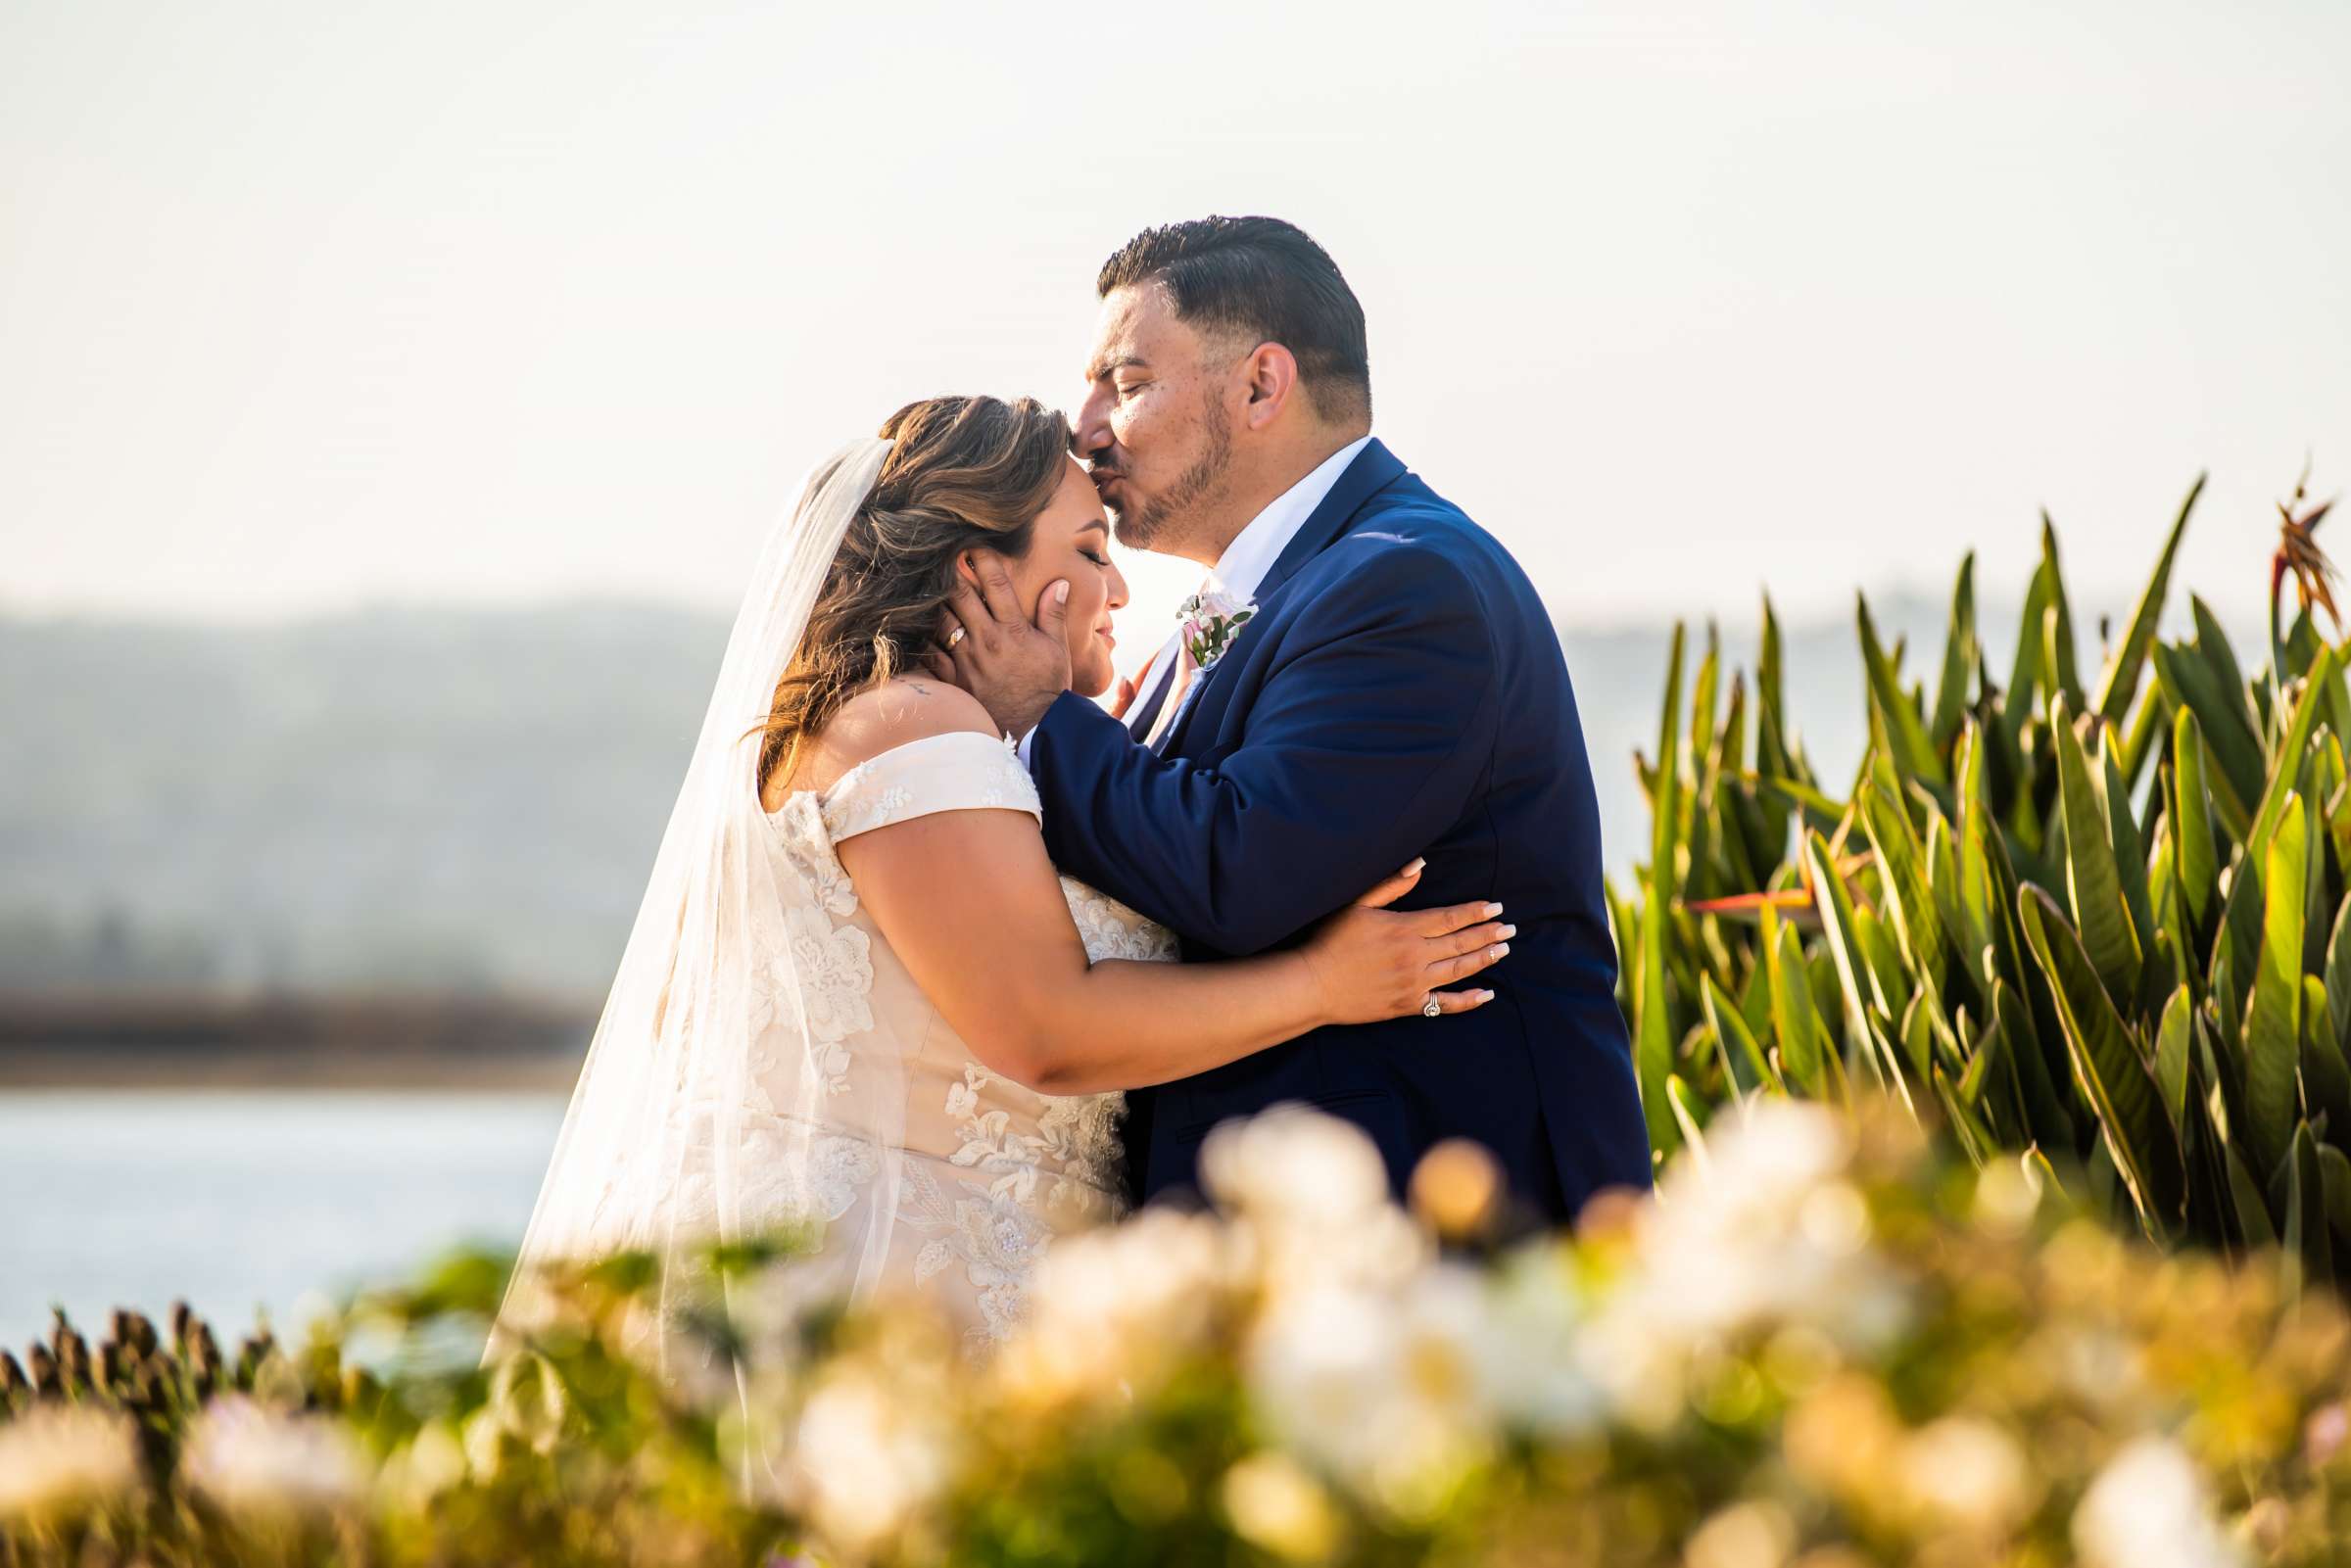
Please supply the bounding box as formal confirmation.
[747,729,1176,1351]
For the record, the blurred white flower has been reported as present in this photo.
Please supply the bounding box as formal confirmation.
[181,1396,372,1517]
[795,1366,953,1554]
[1221,1450,1343,1562]
[1477,1243,1605,1437]
[1684,1498,1796,1568]
[1248,1268,1497,1518]
[1583,1102,1903,1422]
[1202,1106,1428,1295]
[0,1404,140,1524]
[1203,1105,1389,1225]
[1899,1416,2032,1532]
[998,1207,1229,1402]
[2073,1437,2243,1568]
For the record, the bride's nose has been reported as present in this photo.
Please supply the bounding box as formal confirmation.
[1106,561,1130,612]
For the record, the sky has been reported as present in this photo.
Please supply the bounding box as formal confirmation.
[4,0,2348,667]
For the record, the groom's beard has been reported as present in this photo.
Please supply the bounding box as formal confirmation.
[1109,396,1231,554]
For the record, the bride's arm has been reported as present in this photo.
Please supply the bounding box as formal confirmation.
[842,805,1507,1094]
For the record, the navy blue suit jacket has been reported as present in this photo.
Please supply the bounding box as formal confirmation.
[1028,439,1653,1221]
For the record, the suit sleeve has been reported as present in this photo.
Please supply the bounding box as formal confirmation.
[1029,545,1498,955]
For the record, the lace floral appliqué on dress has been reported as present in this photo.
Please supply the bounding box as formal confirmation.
[755,730,1176,1354]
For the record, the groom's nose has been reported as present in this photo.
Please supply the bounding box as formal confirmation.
[1071,388,1115,462]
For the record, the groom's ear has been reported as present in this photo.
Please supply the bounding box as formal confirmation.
[1239,342,1300,431]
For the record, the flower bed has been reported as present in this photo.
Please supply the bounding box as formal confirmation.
[5,1103,2347,1566]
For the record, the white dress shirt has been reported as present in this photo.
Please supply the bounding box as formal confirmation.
[1104,433,1374,749]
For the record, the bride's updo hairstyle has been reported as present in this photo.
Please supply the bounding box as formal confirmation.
[757,394,1071,787]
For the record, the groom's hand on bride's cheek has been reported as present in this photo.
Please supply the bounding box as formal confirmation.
[943,551,1074,738]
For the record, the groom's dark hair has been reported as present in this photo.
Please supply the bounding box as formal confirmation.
[1098,216,1370,423]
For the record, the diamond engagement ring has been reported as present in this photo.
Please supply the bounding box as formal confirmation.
[947,626,966,648]
[1422,998,1443,1019]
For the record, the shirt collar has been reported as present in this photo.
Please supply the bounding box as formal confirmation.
[1206,434,1373,603]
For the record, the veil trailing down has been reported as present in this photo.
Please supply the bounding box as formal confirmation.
[500,437,904,1350]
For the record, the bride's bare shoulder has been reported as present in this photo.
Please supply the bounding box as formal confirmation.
[798,680,999,783]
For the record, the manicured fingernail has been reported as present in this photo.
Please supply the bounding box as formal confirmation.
[1490,943,1511,960]
[1498,925,1517,940]
[1053,580,1071,604]
[1482,903,1504,918]
[1478,989,1495,1003]
[1406,858,1426,876]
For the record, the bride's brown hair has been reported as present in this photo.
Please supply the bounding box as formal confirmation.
[757,394,1072,788]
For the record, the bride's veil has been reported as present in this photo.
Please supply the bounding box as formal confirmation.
[496,435,899,1365]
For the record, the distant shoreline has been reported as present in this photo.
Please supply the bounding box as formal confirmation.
[0,1051,579,1092]
[0,992,590,1092]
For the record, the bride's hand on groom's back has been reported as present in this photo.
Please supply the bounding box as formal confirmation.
[1298,861,1513,1026]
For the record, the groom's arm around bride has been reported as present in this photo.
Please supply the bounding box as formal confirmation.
[948,216,1653,1222]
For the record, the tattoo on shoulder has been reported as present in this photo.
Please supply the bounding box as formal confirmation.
[904,682,933,697]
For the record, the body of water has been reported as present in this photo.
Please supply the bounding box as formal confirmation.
[0,1089,568,1348]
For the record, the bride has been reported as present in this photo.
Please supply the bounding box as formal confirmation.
[502,395,1510,1355]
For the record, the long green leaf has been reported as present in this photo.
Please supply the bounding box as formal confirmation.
[1802,832,1873,1039]
[1636,626,1688,1157]
[1703,974,1781,1096]
[2326,894,2351,1059]
[1956,1005,2005,1111]
[2039,515,2086,707]
[2100,731,2158,1003]
[2091,473,2201,725]
[2002,558,2054,754]
[2051,697,2141,1006]
[1858,594,1944,788]
[2284,1122,2331,1288]
[2248,648,2342,861]
[1862,751,1948,986]
[2154,641,2262,838]
[2155,985,2194,1140]
[2244,794,2310,1178]
[1930,553,1978,750]
[2319,1143,2351,1251]
[2171,708,2221,957]
[2114,679,2169,794]
[2302,974,2351,1151]
[1766,913,1826,1096]
[2018,885,2184,1237]
[1992,974,2075,1155]
[2201,1019,2279,1248]
[1756,594,1791,780]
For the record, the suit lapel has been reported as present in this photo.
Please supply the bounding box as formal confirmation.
[1161,439,1411,758]
[1125,645,1180,740]
[1252,438,1408,605]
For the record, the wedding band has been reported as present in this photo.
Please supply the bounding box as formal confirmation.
[947,626,966,648]
[1422,998,1443,1019]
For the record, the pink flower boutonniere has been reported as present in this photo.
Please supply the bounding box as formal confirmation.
[1177,587,1256,672]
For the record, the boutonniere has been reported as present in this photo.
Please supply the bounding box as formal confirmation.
[1177,587,1256,672]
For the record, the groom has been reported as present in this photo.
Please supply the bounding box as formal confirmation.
[946,215,1651,1222]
